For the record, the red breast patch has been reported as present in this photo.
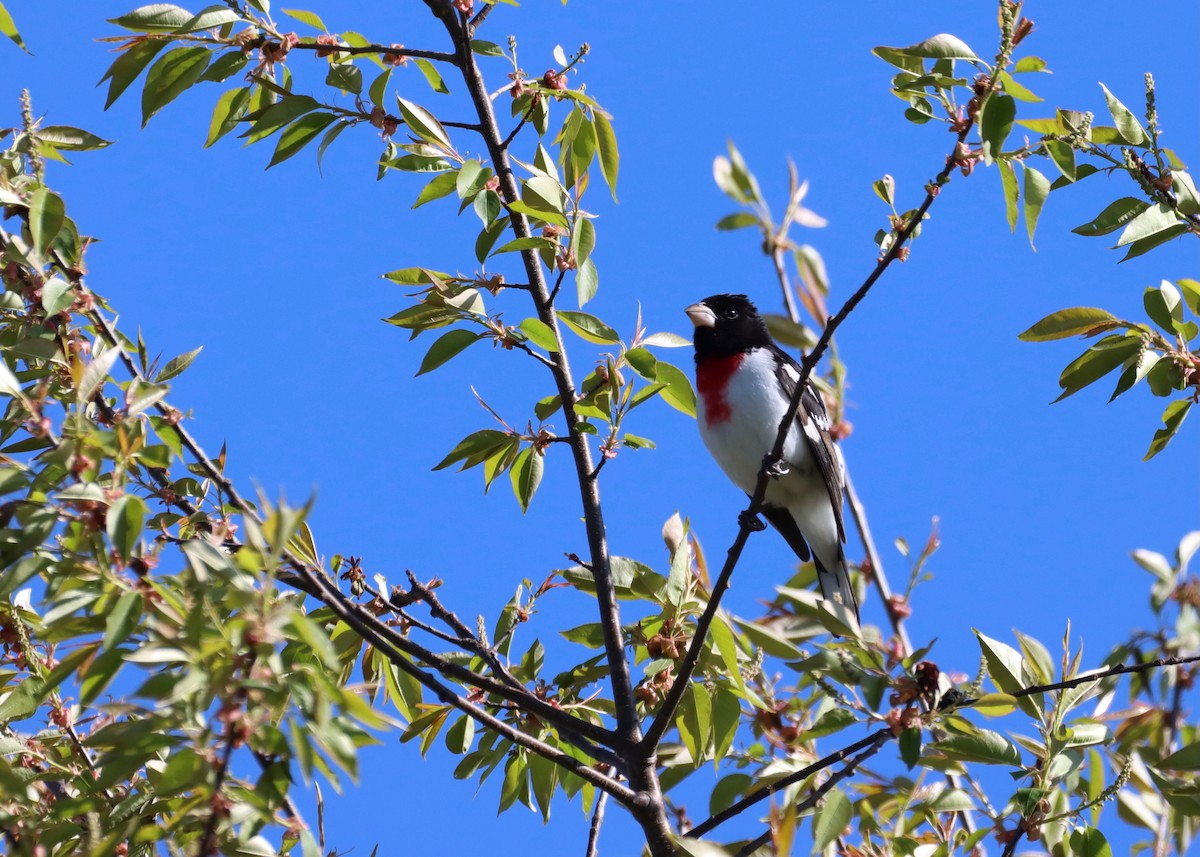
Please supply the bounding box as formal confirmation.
[696,353,743,424]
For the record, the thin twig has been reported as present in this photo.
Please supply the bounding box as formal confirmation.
[1004,653,1200,700]
[197,721,238,856]
[689,728,892,839]
[734,732,890,856]
[584,787,610,857]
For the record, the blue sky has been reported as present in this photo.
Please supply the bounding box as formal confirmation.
[3,1,1198,853]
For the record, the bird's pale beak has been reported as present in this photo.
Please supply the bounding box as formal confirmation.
[685,302,716,328]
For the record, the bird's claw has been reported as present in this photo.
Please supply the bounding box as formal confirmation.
[763,455,789,480]
[738,510,766,532]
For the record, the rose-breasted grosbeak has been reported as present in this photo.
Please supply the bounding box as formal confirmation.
[686,294,858,620]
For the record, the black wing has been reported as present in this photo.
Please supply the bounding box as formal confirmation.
[769,344,847,543]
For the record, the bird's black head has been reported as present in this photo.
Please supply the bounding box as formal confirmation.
[685,293,771,361]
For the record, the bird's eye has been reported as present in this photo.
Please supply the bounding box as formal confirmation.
[725,309,738,319]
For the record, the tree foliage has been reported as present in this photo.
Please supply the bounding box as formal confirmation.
[0,1,1196,856]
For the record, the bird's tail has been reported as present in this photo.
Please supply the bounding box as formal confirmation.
[813,552,859,622]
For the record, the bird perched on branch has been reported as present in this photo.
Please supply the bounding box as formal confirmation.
[686,293,858,621]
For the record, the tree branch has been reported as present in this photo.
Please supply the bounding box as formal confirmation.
[420,6,674,849]
[734,731,890,856]
[688,728,892,839]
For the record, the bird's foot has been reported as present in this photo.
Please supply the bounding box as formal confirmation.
[763,454,789,480]
[738,510,766,532]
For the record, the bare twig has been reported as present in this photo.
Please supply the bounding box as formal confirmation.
[585,787,610,857]
[734,732,890,856]
[689,728,892,839]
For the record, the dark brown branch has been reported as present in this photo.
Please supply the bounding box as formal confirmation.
[290,560,636,800]
[421,4,673,850]
[734,731,890,856]
[1004,653,1200,700]
[584,785,610,857]
[198,718,238,856]
[689,727,892,839]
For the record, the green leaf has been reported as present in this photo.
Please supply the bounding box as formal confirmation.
[282,8,328,31]
[176,7,239,32]
[506,199,568,229]
[416,329,480,376]
[573,217,596,269]
[576,257,599,307]
[268,112,337,167]
[715,212,760,231]
[103,591,143,651]
[1071,197,1149,237]
[470,39,504,57]
[28,188,65,257]
[317,120,350,172]
[396,96,452,149]
[413,58,450,94]
[813,789,852,852]
[653,360,696,418]
[593,111,619,201]
[1044,139,1075,180]
[456,159,489,199]
[1159,740,1200,772]
[36,126,114,152]
[974,630,1029,695]
[980,94,1015,162]
[39,278,74,315]
[1022,164,1051,249]
[1119,223,1187,263]
[433,429,511,472]
[0,2,28,51]
[972,693,1018,717]
[1178,278,1200,314]
[413,171,459,209]
[444,715,474,754]
[522,175,565,217]
[1144,281,1182,332]
[474,216,509,263]
[518,318,559,352]
[558,310,620,345]
[325,63,362,95]
[899,727,921,768]
[1144,400,1190,460]
[509,446,543,513]
[100,39,170,109]
[1018,307,1117,341]
[1055,335,1142,401]
[155,345,203,382]
[141,45,211,126]
[198,50,248,83]
[1115,203,1179,248]
[997,71,1041,102]
[998,159,1019,231]
[935,729,1022,766]
[205,86,251,147]
[1099,83,1147,145]
[242,94,320,144]
[106,495,147,562]
[885,33,979,60]
[492,236,557,255]
[472,190,501,225]
[680,683,712,767]
[1013,56,1047,73]
[108,3,193,32]
[1069,828,1112,857]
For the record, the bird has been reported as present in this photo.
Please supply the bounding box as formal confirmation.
[686,293,858,621]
